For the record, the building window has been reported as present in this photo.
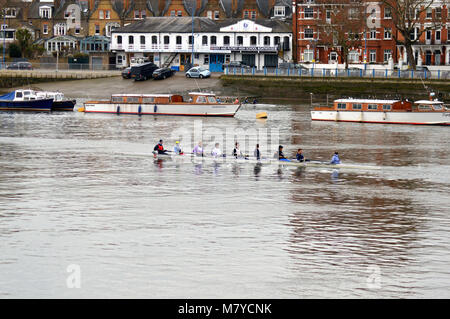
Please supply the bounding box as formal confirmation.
[54,23,67,36]
[75,27,80,35]
[237,36,243,46]
[5,8,17,18]
[128,35,134,44]
[140,36,145,45]
[214,11,219,20]
[384,7,392,19]
[39,7,52,19]
[263,36,270,46]
[426,8,432,19]
[43,24,48,35]
[141,10,146,19]
[177,11,182,17]
[304,49,314,62]
[117,35,122,44]
[210,36,217,45]
[436,7,441,19]
[426,30,432,41]
[152,36,157,44]
[326,10,331,22]
[223,36,230,45]
[176,36,182,45]
[244,11,249,19]
[369,29,377,40]
[304,28,314,39]
[164,36,169,44]
[99,10,104,19]
[384,49,392,62]
[105,10,111,19]
[348,50,360,63]
[436,30,441,41]
[95,24,100,35]
[274,36,280,45]
[134,10,140,19]
[207,11,212,19]
[369,50,376,63]
[202,35,208,45]
[304,8,314,19]
[204,55,209,64]
[170,10,175,17]
[274,6,285,17]
[250,36,257,45]
[384,28,391,39]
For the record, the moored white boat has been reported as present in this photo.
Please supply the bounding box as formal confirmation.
[311,95,450,125]
[84,92,241,117]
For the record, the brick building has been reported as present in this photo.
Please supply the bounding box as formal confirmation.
[292,0,450,67]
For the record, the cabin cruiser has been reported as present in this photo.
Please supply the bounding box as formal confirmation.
[0,90,53,112]
[83,92,241,117]
[0,89,75,112]
[311,93,449,125]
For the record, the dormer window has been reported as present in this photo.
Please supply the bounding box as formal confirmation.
[5,8,17,18]
[39,6,52,19]
[274,6,285,17]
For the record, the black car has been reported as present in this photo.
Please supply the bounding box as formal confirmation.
[121,67,132,79]
[7,61,33,70]
[130,62,158,81]
[152,67,175,80]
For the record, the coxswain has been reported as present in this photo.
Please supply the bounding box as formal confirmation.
[192,141,204,157]
[154,139,167,154]
[173,141,183,155]
[211,142,223,158]
[254,144,261,160]
[253,98,258,104]
[330,152,341,164]
[234,98,239,104]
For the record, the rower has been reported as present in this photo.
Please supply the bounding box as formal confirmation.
[173,141,183,155]
[192,141,204,157]
[254,144,261,160]
[330,152,341,164]
[211,142,223,158]
[296,149,305,162]
[154,139,168,154]
[274,145,287,160]
[232,142,244,158]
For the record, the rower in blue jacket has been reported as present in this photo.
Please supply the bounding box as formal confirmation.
[330,152,341,164]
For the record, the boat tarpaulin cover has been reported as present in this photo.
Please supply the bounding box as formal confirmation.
[0,91,15,101]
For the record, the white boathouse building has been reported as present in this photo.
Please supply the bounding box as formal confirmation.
[110,17,292,71]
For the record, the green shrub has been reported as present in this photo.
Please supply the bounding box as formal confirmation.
[8,43,21,58]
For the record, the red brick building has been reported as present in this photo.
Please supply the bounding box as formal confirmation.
[292,0,450,66]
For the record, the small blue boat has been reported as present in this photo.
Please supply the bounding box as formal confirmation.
[0,91,53,112]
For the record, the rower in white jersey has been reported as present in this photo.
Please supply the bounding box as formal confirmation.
[211,142,223,158]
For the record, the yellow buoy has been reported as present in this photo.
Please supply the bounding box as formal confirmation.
[256,112,267,119]
[78,106,85,112]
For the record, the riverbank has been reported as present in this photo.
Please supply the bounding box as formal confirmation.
[0,70,120,89]
[220,75,450,103]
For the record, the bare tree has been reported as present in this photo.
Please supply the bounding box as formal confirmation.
[316,0,367,69]
[380,0,447,69]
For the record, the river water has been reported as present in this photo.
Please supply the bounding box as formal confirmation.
[0,102,449,298]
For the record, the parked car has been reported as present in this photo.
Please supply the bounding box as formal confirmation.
[130,62,158,81]
[121,67,132,79]
[415,66,432,78]
[185,67,211,79]
[152,67,175,80]
[6,61,33,70]
[278,63,309,74]
[223,61,251,70]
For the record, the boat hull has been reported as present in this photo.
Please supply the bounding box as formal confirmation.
[311,110,450,125]
[83,102,241,117]
[52,99,76,112]
[0,98,53,112]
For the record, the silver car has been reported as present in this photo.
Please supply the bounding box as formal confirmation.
[186,67,211,79]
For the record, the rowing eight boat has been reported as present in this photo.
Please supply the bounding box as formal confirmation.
[151,152,381,170]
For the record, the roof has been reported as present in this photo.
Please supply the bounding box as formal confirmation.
[414,100,444,104]
[111,94,174,98]
[189,92,216,96]
[335,99,401,104]
[113,17,291,34]
[114,17,220,33]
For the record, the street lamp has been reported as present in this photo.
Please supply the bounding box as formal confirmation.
[2,8,6,69]
[191,1,196,65]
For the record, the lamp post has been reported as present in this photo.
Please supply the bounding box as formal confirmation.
[191,1,196,65]
[2,9,6,69]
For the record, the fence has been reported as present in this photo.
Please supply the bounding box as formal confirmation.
[223,66,450,80]
[0,62,121,71]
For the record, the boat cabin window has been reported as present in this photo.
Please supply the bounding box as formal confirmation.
[432,104,443,110]
[352,103,362,110]
[111,96,124,103]
[207,96,216,104]
[126,97,139,103]
[24,91,30,96]
[196,96,207,103]
[368,104,378,110]
[16,92,23,98]
[337,103,347,109]
[382,104,391,111]
[142,97,155,103]
[418,104,432,110]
